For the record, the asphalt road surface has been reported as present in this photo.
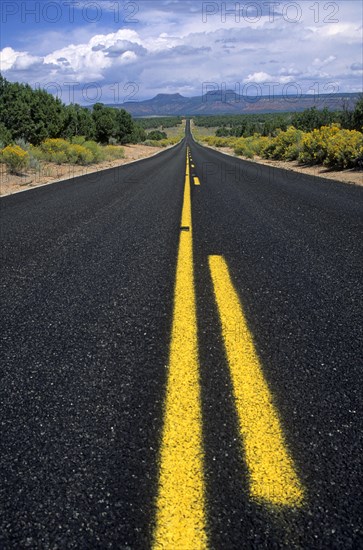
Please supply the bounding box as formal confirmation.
[1,121,362,549]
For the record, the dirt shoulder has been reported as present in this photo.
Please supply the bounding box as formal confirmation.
[0,143,173,197]
[201,144,363,187]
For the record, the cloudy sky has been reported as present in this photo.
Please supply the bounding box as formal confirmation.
[1,0,362,104]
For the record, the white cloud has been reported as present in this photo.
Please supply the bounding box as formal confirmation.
[0,47,42,71]
[1,1,361,101]
[313,56,337,67]
[321,23,359,38]
[41,28,145,81]
[244,72,272,84]
[88,29,142,49]
[244,71,295,85]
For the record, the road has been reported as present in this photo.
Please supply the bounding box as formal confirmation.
[1,121,362,549]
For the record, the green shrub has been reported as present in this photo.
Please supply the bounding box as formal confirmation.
[65,145,78,164]
[1,145,29,173]
[104,145,125,160]
[0,123,12,147]
[234,138,250,156]
[14,138,31,151]
[147,130,167,140]
[159,137,180,147]
[83,140,105,163]
[284,142,304,161]
[143,137,180,148]
[52,151,68,164]
[67,144,94,165]
[71,136,86,145]
[41,138,95,165]
[29,154,41,171]
[143,140,159,147]
[204,136,237,148]
[29,145,45,161]
[233,135,269,158]
[242,147,254,159]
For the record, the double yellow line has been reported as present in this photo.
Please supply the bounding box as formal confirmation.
[209,256,304,507]
[153,148,304,549]
[153,148,207,549]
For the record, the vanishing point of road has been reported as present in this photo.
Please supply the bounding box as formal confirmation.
[1,122,362,549]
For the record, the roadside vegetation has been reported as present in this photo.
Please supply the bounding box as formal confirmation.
[0,137,125,175]
[136,117,183,130]
[193,99,363,171]
[0,76,183,175]
[142,136,181,148]
[0,75,146,146]
[137,117,185,147]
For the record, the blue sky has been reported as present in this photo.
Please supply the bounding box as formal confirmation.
[1,0,362,104]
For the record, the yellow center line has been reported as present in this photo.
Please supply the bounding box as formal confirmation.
[209,255,305,508]
[188,156,200,185]
[153,147,207,550]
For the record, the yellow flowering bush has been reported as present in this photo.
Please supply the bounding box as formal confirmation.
[40,138,101,164]
[71,137,105,162]
[298,125,339,165]
[324,128,363,169]
[298,125,363,168]
[41,138,70,161]
[66,144,94,165]
[1,145,29,173]
[200,122,363,170]
[203,136,238,148]
[159,137,182,147]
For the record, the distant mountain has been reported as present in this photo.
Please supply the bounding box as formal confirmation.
[105,90,360,117]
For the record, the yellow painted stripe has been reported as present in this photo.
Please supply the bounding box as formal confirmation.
[153,148,207,550]
[194,177,201,186]
[209,255,304,508]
